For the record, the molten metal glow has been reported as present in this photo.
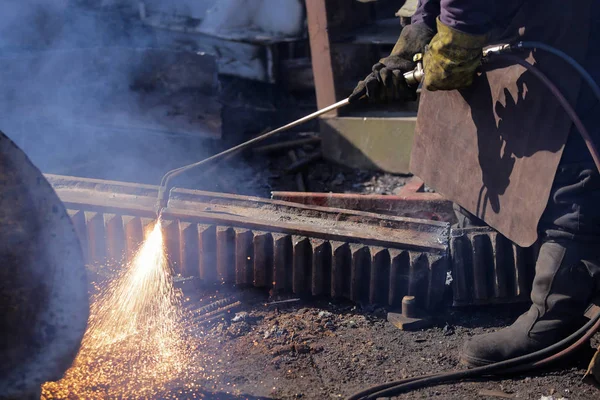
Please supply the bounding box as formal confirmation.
[42,220,197,399]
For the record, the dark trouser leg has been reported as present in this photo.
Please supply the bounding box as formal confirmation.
[460,163,600,366]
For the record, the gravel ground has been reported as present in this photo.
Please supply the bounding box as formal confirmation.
[171,289,600,400]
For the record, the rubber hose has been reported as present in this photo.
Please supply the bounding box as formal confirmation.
[498,54,600,173]
[353,311,600,400]
[346,52,600,400]
[515,41,600,105]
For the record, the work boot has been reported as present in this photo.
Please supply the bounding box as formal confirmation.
[459,239,598,367]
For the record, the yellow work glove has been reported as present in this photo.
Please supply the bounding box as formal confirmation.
[423,18,488,91]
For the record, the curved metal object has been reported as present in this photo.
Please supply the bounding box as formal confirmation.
[0,131,88,397]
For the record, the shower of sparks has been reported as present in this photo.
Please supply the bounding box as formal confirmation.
[42,220,206,399]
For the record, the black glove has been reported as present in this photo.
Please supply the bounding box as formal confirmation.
[349,23,435,104]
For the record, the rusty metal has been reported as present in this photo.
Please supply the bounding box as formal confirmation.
[387,295,432,331]
[272,178,455,221]
[48,174,450,311]
[401,295,417,318]
[450,226,537,307]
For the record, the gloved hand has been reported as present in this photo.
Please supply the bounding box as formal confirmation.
[349,23,434,103]
[423,18,488,91]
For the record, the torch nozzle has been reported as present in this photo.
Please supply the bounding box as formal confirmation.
[155,186,168,217]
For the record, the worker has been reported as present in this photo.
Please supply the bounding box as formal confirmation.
[350,0,600,367]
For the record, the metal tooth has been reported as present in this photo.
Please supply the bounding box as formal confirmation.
[472,234,493,302]
[252,232,273,288]
[331,241,350,299]
[389,250,410,308]
[64,207,450,310]
[292,236,311,295]
[311,239,331,297]
[350,244,371,303]
[104,214,126,264]
[198,224,217,285]
[451,228,536,307]
[450,234,472,305]
[234,229,253,286]
[426,254,448,309]
[216,226,235,284]
[370,247,390,305]
[69,210,89,263]
[408,252,429,308]
[180,222,200,278]
[123,216,143,262]
[163,219,182,275]
[272,233,293,292]
[85,211,106,264]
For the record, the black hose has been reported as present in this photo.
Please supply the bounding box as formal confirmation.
[346,311,600,399]
[498,54,600,173]
[514,41,600,105]
[346,47,600,400]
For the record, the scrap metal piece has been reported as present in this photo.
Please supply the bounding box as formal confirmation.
[47,174,450,311]
[272,178,455,221]
[387,296,433,331]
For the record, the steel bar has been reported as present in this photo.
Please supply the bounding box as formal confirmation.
[271,191,453,221]
[48,174,536,308]
[48,174,450,310]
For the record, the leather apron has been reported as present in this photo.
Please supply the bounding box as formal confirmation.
[410,0,593,247]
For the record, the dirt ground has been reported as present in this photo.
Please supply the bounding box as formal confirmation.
[166,288,600,400]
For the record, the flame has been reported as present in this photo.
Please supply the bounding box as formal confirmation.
[42,220,194,399]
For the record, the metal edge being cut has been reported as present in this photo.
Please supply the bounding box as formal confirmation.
[46,174,450,311]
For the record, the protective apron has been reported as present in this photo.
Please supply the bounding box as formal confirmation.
[410,0,593,247]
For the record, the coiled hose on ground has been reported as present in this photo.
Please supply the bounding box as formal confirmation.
[346,42,600,400]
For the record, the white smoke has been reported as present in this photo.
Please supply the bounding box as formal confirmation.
[0,0,217,185]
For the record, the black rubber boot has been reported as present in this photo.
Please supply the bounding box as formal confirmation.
[460,164,600,367]
[460,239,596,367]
